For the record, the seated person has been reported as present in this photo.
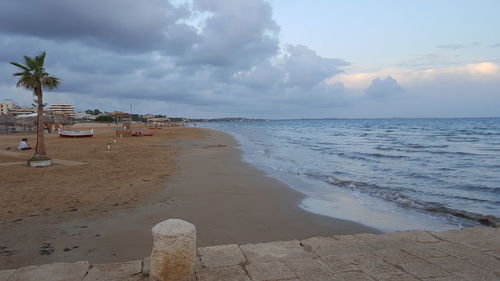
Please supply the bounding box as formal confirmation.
[18,138,31,150]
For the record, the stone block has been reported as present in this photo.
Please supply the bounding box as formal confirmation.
[339,252,380,266]
[332,270,375,281]
[83,260,142,281]
[421,276,468,281]
[198,244,246,268]
[245,261,297,281]
[354,233,404,250]
[374,273,420,281]
[401,245,450,259]
[372,249,424,264]
[385,230,441,244]
[108,277,147,281]
[433,242,483,259]
[301,236,373,255]
[195,266,250,281]
[398,262,450,279]
[461,238,500,252]
[359,259,402,276]
[315,254,359,273]
[428,256,483,274]
[240,240,314,263]
[0,269,15,281]
[453,269,500,281]
[150,219,196,281]
[8,261,90,281]
[284,258,333,281]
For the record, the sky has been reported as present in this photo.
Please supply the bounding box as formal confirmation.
[0,0,499,118]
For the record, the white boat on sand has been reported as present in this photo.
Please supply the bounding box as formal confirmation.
[58,129,94,138]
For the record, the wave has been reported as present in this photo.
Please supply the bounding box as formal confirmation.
[453,184,500,195]
[405,143,449,149]
[425,206,499,227]
[354,152,408,159]
[302,172,500,227]
[374,145,477,156]
[447,137,480,143]
[336,152,377,163]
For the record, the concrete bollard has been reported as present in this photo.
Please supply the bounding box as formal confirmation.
[150,219,196,281]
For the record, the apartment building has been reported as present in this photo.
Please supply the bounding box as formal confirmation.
[0,100,14,115]
[49,103,75,118]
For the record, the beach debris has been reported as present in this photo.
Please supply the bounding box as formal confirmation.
[0,246,15,256]
[38,242,54,256]
[203,144,227,148]
[61,230,76,236]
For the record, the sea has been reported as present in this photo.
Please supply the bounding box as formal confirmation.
[198,118,500,232]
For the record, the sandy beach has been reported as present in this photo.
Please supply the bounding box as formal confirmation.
[0,125,378,269]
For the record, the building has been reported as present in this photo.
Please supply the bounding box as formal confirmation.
[8,106,36,116]
[74,112,97,120]
[49,103,75,118]
[0,100,14,115]
[0,104,9,115]
[110,111,130,118]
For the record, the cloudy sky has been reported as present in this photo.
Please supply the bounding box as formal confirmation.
[0,0,499,118]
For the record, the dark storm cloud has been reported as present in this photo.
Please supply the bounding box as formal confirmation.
[0,0,352,117]
[365,76,404,99]
[179,0,279,70]
[0,0,197,54]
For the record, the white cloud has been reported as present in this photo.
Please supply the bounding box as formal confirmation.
[327,62,500,92]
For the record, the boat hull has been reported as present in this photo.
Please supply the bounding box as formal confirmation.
[58,129,94,138]
[59,133,94,138]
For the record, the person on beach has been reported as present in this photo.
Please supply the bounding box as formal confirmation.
[18,138,31,150]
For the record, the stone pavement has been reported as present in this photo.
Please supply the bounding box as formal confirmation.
[1,227,499,281]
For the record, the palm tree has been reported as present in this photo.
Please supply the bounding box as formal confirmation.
[11,52,60,166]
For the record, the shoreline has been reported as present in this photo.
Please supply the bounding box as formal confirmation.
[0,126,378,269]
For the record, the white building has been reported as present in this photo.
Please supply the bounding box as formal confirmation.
[49,103,75,118]
[0,99,14,115]
[8,107,36,116]
[74,112,97,120]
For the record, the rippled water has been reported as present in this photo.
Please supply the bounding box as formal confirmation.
[200,118,500,232]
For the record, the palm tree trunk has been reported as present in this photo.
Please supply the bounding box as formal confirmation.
[33,87,48,160]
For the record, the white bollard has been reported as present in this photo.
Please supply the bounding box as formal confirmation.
[150,219,196,281]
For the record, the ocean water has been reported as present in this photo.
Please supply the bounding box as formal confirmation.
[199,118,500,232]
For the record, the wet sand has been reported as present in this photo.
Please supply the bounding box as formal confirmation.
[0,126,378,269]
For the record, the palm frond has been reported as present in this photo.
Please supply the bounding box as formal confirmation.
[24,55,36,69]
[10,62,30,71]
[43,76,60,90]
[37,52,46,66]
[11,52,59,92]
